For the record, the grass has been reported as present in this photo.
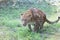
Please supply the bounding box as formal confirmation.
[0,5,60,40]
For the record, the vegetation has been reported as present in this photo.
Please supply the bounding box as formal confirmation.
[0,0,60,40]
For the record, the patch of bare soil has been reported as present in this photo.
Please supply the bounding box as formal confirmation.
[46,28,60,40]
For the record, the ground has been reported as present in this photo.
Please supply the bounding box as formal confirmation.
[0,22,60,40]
[0,7,60,40]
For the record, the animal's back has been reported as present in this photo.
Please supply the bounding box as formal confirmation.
[30,8,46,23]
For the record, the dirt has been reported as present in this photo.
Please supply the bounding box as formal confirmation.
[46,28,60,40]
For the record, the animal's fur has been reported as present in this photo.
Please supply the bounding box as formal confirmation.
[21,8,60,32]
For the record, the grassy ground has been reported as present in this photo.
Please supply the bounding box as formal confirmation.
[0,7,60,40]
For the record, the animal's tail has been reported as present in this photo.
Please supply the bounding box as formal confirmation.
[46,17,60,24]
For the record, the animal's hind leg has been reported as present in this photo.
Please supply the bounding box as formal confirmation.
[39,22,44,32]
[33,23,39,32]
[40,24,43,30]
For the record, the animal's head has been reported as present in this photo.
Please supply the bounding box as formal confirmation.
[21,12,32,26]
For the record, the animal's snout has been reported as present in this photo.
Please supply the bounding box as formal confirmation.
[22,21,27,26]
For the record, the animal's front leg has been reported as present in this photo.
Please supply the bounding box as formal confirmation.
[28,24,32,31]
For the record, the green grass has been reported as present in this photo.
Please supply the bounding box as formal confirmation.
[0,5,60,40]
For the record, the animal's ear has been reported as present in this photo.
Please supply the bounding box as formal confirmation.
[21,14,23,15]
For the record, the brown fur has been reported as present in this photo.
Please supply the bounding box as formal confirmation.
[21,8,60,32]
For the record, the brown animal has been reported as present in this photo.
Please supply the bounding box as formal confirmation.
[21,8,60,32]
